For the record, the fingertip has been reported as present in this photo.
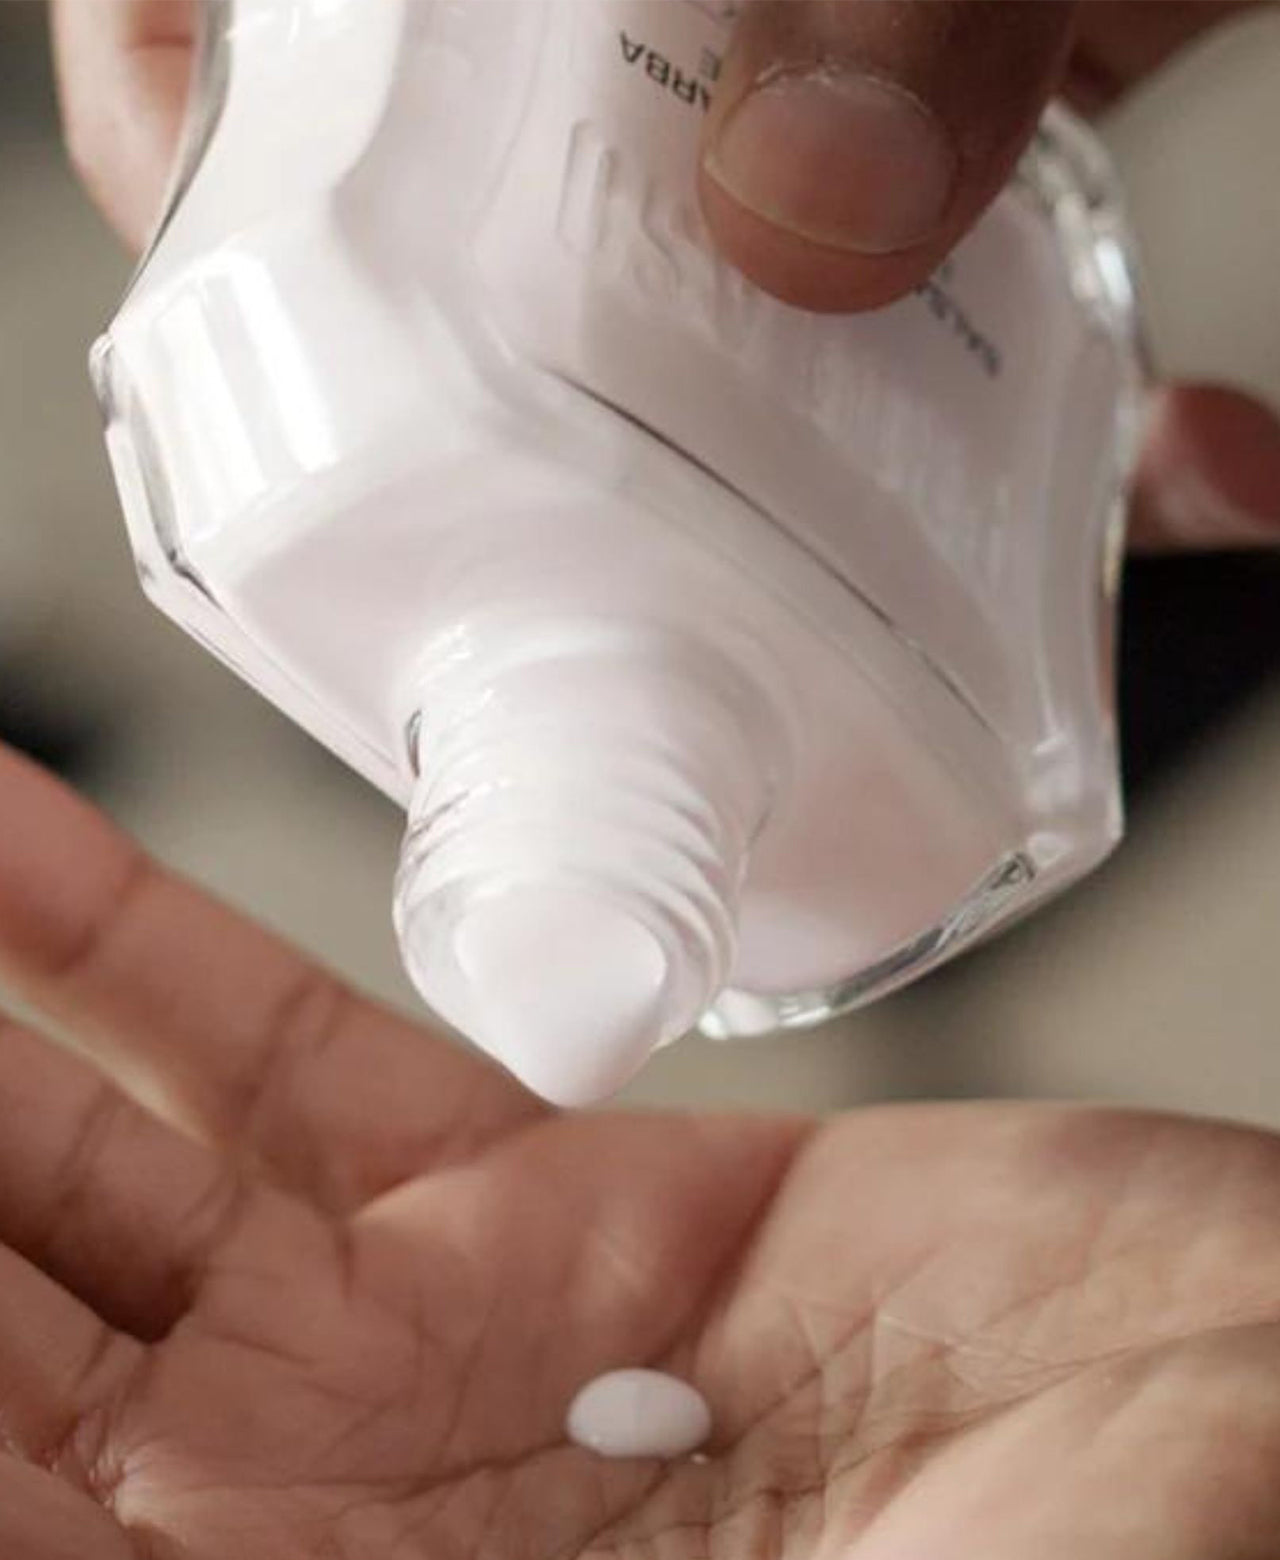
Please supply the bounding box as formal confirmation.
[697,164,949,312]
[702,63,958,243]
[698,0,1073,314]
[1131,385,1280,551]
[697,48,960,312]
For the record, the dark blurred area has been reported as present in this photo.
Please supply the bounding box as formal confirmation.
[1119,551,1280,801]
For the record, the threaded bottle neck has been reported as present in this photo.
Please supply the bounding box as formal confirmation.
[393,619,782,1104]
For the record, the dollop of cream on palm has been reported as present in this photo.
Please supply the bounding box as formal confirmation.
[566,1369,713,1459]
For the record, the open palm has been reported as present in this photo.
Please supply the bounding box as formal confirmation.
[1,744,1279,1559]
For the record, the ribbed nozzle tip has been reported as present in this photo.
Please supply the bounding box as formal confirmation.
[391,623,778,1104]
[396,828,737,1105]
[437,885,673,1106]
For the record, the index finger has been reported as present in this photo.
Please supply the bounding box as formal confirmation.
[0,747,540,1215]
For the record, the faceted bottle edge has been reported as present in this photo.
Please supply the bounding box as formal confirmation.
[704,107,1145,1041]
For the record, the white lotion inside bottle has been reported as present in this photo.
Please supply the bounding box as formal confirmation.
[94,0,1143,1104]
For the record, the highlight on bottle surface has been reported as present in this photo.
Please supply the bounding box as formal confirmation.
[93,0,1144,1104]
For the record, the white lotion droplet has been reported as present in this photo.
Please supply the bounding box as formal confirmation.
[452,886,671,1107]
[566,1369,712,1460]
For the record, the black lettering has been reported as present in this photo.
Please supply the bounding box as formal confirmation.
[671,69,699,106]
[646,50,671,86]
[620,31,643,65]
[915,279,1001,376]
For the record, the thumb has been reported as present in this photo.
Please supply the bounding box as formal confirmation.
[699,0,1076,312]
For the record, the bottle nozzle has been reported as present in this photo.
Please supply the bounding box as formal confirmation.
[449,885,670,1106]
[393,622,776,1104]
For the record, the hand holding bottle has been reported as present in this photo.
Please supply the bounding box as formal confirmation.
[53,0,1280,548]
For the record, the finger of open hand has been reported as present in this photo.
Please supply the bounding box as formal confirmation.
[0,748,540,1218]
[50,0,195,251]
[0,1239,138,1479]
[0,1455,137,1560]
[0,1009,307,1342]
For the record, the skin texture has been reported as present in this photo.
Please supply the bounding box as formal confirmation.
[6,741,1280,1557]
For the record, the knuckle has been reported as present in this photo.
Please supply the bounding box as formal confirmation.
[42,845,153,989]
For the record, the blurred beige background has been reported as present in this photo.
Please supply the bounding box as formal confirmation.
[1,3,1278,1119]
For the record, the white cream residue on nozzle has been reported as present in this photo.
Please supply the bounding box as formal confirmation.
[566,1369,713,1460]
[450,885,672,1107]
[394,625,764,1108]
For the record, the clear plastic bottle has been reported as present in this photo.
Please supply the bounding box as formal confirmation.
[94,0,1144,1104]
